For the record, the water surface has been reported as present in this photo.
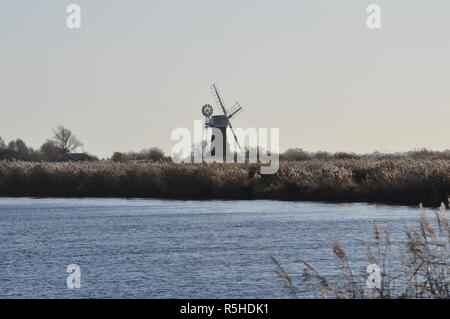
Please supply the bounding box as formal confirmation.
[0,198,423,298]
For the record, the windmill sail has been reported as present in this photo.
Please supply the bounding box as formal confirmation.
[227,102,243,120]
[211,83,230,117]
[210,83,243,153]
[228,122,242,152]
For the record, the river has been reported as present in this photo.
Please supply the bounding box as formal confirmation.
[0,198,423,298]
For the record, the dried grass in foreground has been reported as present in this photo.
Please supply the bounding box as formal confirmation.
[271,202,449,299]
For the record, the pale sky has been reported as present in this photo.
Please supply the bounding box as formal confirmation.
[1,0,449,158]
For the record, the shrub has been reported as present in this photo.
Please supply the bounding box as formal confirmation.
[112,152,128,163]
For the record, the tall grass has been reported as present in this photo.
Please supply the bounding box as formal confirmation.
[0,158,448,205]
[271,203,449,299]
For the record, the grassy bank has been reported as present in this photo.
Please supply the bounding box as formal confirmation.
[0,158,449,206]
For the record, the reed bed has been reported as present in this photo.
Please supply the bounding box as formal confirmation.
[271,203,449,299]
[0,158,448,206]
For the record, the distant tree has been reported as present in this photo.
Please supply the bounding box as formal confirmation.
[51,126,83,153]
[111,152,128,163]
[146,147,165,161]
[314,151,331,160]
[0,137,5,150]
[333,152,358,160]
[0,137,6,160]
[3,138,39,161]
[40,140,65,162]
[282,148,310,161]
[408,148,435,159]
[7,140,18,152]
[15,139,29,156]
[127,147,166,162]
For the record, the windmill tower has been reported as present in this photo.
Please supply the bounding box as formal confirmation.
[201,83,243,160]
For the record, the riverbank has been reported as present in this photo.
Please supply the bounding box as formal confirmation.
[0,159,448,206]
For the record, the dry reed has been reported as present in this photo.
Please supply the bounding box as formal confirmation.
[0,158,448,205]
[271,202,450,299]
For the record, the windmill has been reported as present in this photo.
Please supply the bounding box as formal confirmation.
[201,83,243,160]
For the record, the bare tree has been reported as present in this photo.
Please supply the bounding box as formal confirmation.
[51,126,83,153]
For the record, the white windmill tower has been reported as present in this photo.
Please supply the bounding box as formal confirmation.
[201,83,243,160]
